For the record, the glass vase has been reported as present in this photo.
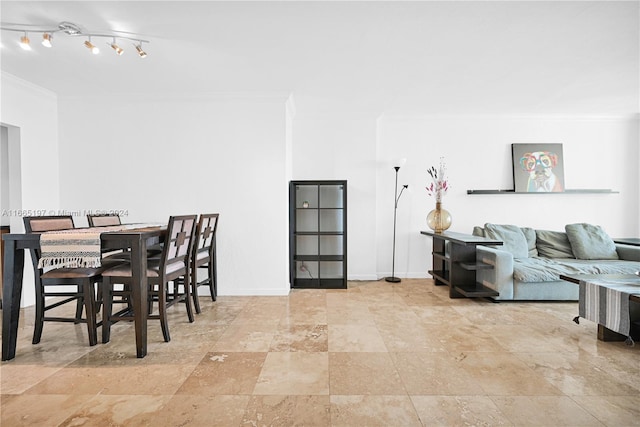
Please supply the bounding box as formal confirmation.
[427,202,452,233]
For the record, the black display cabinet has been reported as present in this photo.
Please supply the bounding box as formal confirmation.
[289,180,347,289]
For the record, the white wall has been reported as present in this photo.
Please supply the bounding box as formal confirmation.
[0,72,60,306]
[292,115,379,280]
[57,93,292,296]
[1,126,9,226]
[375,115,640,278]
[292,115,639,281]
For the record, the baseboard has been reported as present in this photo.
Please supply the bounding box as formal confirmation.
[347,274,379,281]
[204,288,291,297]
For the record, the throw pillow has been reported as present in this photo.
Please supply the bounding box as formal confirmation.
[535,230,575,258]
[521,227,539,257]
[472,226,485,237]
[565,223,619,260]
[484,223,529,259]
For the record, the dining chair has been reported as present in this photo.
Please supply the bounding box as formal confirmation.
[87,213,162,260]
[86,212,134,262]
[23,215,113,346]
[101,214,197,344]
[190,213,219,313]
[87,213,122,227]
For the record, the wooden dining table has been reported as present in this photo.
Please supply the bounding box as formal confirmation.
[2,225,166,361]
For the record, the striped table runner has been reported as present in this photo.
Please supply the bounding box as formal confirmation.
[578,277,640,340]
[37,224,164,269]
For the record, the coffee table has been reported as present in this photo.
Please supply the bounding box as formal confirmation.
[560,273,640,342]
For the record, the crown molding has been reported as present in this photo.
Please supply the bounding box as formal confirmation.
[1,71,57,99]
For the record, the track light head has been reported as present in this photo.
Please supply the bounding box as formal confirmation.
[110,39,123,55]
[84,38,99,54]
[41,33,53,47]
[135,43,147,58]
[19,33,31,50]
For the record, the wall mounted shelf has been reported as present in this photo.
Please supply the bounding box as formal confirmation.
[467,189,618,195]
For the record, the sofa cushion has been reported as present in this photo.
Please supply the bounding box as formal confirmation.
[535,230,575,258]
[514,257,640,282]
[484,223,529,259]
[565,223,619,260]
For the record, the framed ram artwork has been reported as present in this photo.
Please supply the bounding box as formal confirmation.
[512,143,565,193]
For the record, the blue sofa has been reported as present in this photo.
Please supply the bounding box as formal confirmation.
[473,223,640,301]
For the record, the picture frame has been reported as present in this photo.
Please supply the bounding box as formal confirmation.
[512,143,565,193]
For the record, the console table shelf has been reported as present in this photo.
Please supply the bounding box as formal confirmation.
[421,230,502,299]
[459,262,495,271]
[454,282,499,298]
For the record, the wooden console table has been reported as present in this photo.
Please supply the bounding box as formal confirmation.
[421,230,502,298]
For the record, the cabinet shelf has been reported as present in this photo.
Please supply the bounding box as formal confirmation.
[296,207,344,210]
[292,278,346,289]
[294,231,343,236]
[294,255,344,262]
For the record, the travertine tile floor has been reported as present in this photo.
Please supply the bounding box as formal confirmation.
[1,279,639,426]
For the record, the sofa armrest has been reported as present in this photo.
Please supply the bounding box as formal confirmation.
[476,246,515,299]
[616,244,640,262]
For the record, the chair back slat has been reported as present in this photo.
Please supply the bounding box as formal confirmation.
[88,214,121,227]
[23,216,75,269]
[161,215,197,279]
[194,213,219,260]
[24,216,75,233]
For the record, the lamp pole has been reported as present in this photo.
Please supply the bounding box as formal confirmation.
[386,165,408,283]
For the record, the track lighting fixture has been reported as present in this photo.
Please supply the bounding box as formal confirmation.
[135,43,147,58]
[84,37,99,54]
[110,38,123,55]
[19,32,31,50]
[41,33,53,47]
[1,21,149,58]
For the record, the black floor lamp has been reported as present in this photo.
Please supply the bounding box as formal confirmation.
[385,159,408,283]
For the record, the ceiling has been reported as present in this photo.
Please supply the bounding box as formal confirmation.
[1,1,638,116]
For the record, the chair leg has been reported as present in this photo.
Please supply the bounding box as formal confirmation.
[211,247,218,301]
[210,255,217,301]
[32,282,46,345]
[158,283,171,342]
[183,275,194,323]
[95,282,103,312]
[75,285,84,323]
[192,267,202,315]
[102,277,114,344]
[82,279,98,346]
[148,284,154,315]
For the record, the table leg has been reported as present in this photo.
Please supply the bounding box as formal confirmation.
[597,324,628,342]
[2,240,24,361]
[130,236,148,358]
